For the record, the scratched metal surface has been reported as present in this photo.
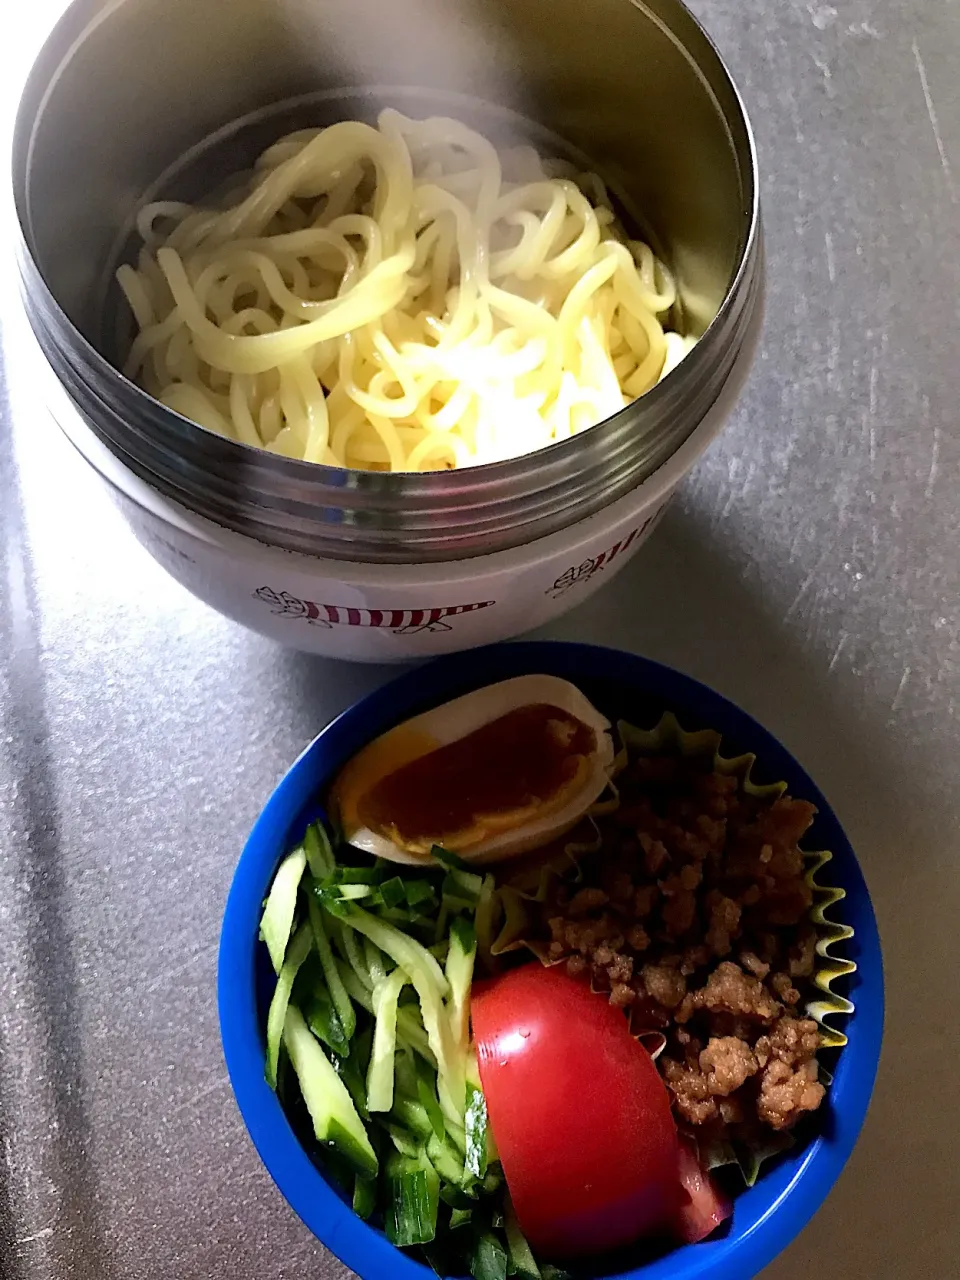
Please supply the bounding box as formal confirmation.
[0,1,958,1278]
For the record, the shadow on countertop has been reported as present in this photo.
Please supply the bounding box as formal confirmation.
[274,496,954,1280]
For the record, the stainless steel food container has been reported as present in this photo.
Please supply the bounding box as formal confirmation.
[12,0,762,660]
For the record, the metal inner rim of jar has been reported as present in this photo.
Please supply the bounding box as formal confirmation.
[20,67,759,563]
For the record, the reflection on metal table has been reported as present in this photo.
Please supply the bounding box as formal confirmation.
[0,2,957,1278]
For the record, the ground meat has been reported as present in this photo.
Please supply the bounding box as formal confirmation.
[679,961,782,1025]
[705,893,742,957]
[757,1059,825,1130]
[661,1058,720,1125]
[770,972,801,1005]
[642,963,688,1009]
[699,1036,759,1095]
[755,1016,821,1066]
[521,749,827,1145]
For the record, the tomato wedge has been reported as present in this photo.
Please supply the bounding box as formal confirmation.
[674,1140,733,1244]
[471,963,680,1259]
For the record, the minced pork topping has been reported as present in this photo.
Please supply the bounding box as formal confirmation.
[526,750,826,1142]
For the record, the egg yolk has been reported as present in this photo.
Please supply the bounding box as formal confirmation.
[356,703,597,854]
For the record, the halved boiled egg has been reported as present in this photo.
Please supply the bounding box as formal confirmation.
[328,675,615,866]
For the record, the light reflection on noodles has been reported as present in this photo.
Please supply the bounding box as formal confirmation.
[118,110,694,472]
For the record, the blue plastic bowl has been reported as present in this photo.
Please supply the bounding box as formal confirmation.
[218,641,884,1280]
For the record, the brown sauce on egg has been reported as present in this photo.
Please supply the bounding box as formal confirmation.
[358,703,597,845]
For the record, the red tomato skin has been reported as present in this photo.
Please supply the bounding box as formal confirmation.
[472,963,680,1259]
[674,1141,733,1244]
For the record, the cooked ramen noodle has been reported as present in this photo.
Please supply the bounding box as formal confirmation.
[118,110,695,472]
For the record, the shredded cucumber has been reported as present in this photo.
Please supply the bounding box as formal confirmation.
[337,959,435,1065]
[330,883,376,901]
[430,844,473,872]
[260,847,306,974]
[367,966,408,1113]
[265,920,313,1088]
[353,1174,377,1221]
[386,1124,422,1158]
[505,1197,541,1280]
[325,905,463,1122]
[332,902,449,996]
[379,877,407,910]
[364,936,387,987]
[442,868,484,911]
[446,918,476,1044]
[335,958,375,1011]
[416,1066,446,1142]
[464,1084,491,1180]
[301,981,350,1058]
[385,1151,440,1247]
[471,1231,508,1280]
[425,1132,470,1187]
[307,896,355,1040]
[282,1005,377,1180]
[303,822,335,879]
[336,916,375,990]
[260,816,526,1280]
[390,1096,435,1141]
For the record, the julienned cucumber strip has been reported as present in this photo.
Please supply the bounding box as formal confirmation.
[329,883,375,901]
[307,897,356,1040]
[328,901,450,996]
[260,847,306,974]
[446,918,476,1052]
[385,1152,440,1247]
[303,822,335,879]
[367,967,408,1113]
[330,1024,371,1120]
[471,1230,509,1280]
[430,844,480,872]
[379,877,407,910]
[390,1096,435,1141]
[416,1063,446,1141]
[353,1174,377,1221]
[393,1048,419,1100]
[426,1132,469,1186]
[464,1085,489,1180]
[405,879,439,911]
[466,1051,498,1165]
[335,916,375,990]
[329,865,384,885]
[444,917,477,1137]
[265,921,313,1088]
[329,906,458,1118]
[504,1197,541,1280]
[443,869,484,909]
[301,965,351,1058]
[337,960,435,1065]
[439,1182,476,1210]
[364,936,387,987]
[386,1124,422,1158]
[282,1005,377,1180]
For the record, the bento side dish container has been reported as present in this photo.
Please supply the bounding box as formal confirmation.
[218,641,884,1280]
[13,0,763,662]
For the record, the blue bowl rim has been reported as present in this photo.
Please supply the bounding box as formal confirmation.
[218,640,884,1280]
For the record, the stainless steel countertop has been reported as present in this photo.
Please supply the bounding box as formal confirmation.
[1,2,957,1277]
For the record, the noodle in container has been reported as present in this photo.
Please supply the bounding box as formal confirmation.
[13,0,763,662]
